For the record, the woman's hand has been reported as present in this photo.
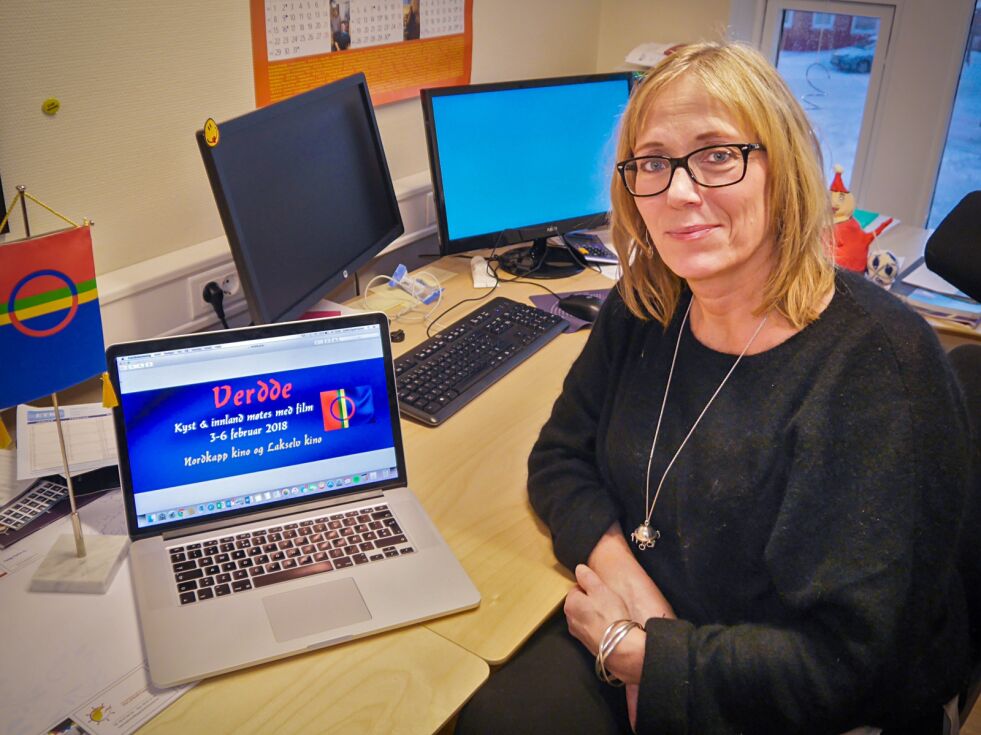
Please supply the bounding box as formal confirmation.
[587,523,676,624]
[564,564,646,686]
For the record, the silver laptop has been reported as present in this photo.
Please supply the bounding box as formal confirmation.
[107,312,479,687]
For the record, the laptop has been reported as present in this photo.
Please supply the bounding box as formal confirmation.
[106,312,480,687]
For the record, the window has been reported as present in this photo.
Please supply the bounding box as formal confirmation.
[784,9,795,28]
[763,5,888,185]
[733,0,977,227]
[850,15,878,35]
[812,12,835,29]
[927,2,981,227]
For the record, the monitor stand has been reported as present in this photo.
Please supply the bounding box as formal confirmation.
[496,238,586,279]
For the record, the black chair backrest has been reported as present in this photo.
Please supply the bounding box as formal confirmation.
[925,191,981,302]
[949,343,981,723]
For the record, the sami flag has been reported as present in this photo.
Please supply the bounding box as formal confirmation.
[320,386,375,432]
[0,226,106,408]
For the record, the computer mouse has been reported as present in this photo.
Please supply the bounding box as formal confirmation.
[557,293,604,323]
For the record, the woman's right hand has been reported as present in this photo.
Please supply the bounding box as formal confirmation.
[587,522,676,623]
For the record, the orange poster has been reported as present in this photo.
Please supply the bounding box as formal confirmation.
[250,0,473,107]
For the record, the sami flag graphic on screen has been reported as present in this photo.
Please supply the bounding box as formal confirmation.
[0,226,106,408]
[321,386,375,431]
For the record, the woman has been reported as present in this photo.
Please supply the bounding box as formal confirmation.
[456,42,973,734]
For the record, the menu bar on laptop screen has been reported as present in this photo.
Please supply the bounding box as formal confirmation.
[113,323,400,529]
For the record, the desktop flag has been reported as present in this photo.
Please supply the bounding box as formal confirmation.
[0,226,106,408]
[320,386,375,431]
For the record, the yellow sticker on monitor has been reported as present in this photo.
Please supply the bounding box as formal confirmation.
[203,118,220,147]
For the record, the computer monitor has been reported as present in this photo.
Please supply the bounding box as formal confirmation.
[422,72,634,278]
[197,73,403,323]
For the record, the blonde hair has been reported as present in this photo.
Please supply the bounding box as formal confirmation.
[610,41,834,327]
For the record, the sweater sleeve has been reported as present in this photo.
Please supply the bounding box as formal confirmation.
[527,289,632,571]
[635,317,972,734]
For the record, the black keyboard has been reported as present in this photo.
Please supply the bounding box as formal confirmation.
[170,503,413,605]
[394,297,568,425]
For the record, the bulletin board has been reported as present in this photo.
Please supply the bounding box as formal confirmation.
[250,0,473,107]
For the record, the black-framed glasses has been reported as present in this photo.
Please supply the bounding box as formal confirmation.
[616,143,765,197]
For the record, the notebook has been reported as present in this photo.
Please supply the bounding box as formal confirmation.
[106,312,479,687]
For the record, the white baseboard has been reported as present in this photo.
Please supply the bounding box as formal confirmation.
[97,172,435,344]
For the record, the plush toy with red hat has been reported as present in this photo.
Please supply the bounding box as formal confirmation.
[830,164,893,272]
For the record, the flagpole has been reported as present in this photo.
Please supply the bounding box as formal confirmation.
[50,393,86,558]
[17,185,30,238]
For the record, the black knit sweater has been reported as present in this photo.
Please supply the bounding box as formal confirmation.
[528,270,972,734]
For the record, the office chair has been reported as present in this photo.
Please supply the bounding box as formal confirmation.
[924,191,981,724]
[949,342,981,725]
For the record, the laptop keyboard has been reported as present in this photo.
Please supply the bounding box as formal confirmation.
[169,503,414,605]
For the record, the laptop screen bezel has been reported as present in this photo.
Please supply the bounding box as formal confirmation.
[106,312,407,541]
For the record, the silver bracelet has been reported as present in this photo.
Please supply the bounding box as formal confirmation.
[594,619,641,686]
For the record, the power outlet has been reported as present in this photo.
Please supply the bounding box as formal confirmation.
[188,264,244,321]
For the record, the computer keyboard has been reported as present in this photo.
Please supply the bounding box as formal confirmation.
[394,296,568,425]
[170,503,413,605]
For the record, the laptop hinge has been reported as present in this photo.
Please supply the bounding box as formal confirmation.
[159,489,386,540]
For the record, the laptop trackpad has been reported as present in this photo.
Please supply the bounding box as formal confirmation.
[262,578,371,643]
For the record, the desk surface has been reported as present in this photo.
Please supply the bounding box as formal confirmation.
[392,254,616,663]
[138,625,487,735]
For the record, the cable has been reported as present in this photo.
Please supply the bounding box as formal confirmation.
[363,270,444,324]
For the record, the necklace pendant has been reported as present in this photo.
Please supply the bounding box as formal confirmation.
[631,523,660,551]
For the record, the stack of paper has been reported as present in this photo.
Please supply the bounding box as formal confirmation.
[892,257,981,329]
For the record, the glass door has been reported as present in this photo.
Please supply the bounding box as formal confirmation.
[761,1,895,195]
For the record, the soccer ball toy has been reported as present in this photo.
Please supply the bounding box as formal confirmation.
[867,249,899,287]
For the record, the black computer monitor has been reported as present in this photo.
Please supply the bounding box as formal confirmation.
[196,73,403,323]
[422,72,633,278]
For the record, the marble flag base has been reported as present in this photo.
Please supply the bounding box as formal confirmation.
[29,534,129,594]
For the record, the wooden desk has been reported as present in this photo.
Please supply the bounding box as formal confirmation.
[389,253,615,664]
[139,626,487,735]
[1,394,488,735]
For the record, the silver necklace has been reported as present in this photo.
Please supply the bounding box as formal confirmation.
[632,300,769,551]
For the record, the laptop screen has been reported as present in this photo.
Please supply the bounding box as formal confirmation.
[110,317,401,532]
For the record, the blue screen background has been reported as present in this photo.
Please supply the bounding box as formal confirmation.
[120,359,394,494]
[431,79,629,240]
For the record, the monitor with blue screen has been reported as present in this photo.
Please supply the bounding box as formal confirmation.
[422,73,634,278]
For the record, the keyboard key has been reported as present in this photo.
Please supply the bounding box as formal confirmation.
[217,573,232,584]
[233,569,249,580]
[352,553,369,565]
[253,559,335,588]
[232,579,253,592]
[172,561,197,573]
[215,584,231,597]
[197,587,214,600]
[179,591,196,605]
[177,580,198,592]
[335,557,354,568]
[175,569,203,583]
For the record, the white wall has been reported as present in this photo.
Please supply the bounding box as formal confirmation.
[595,0,731,71]
[0,0,601,275]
